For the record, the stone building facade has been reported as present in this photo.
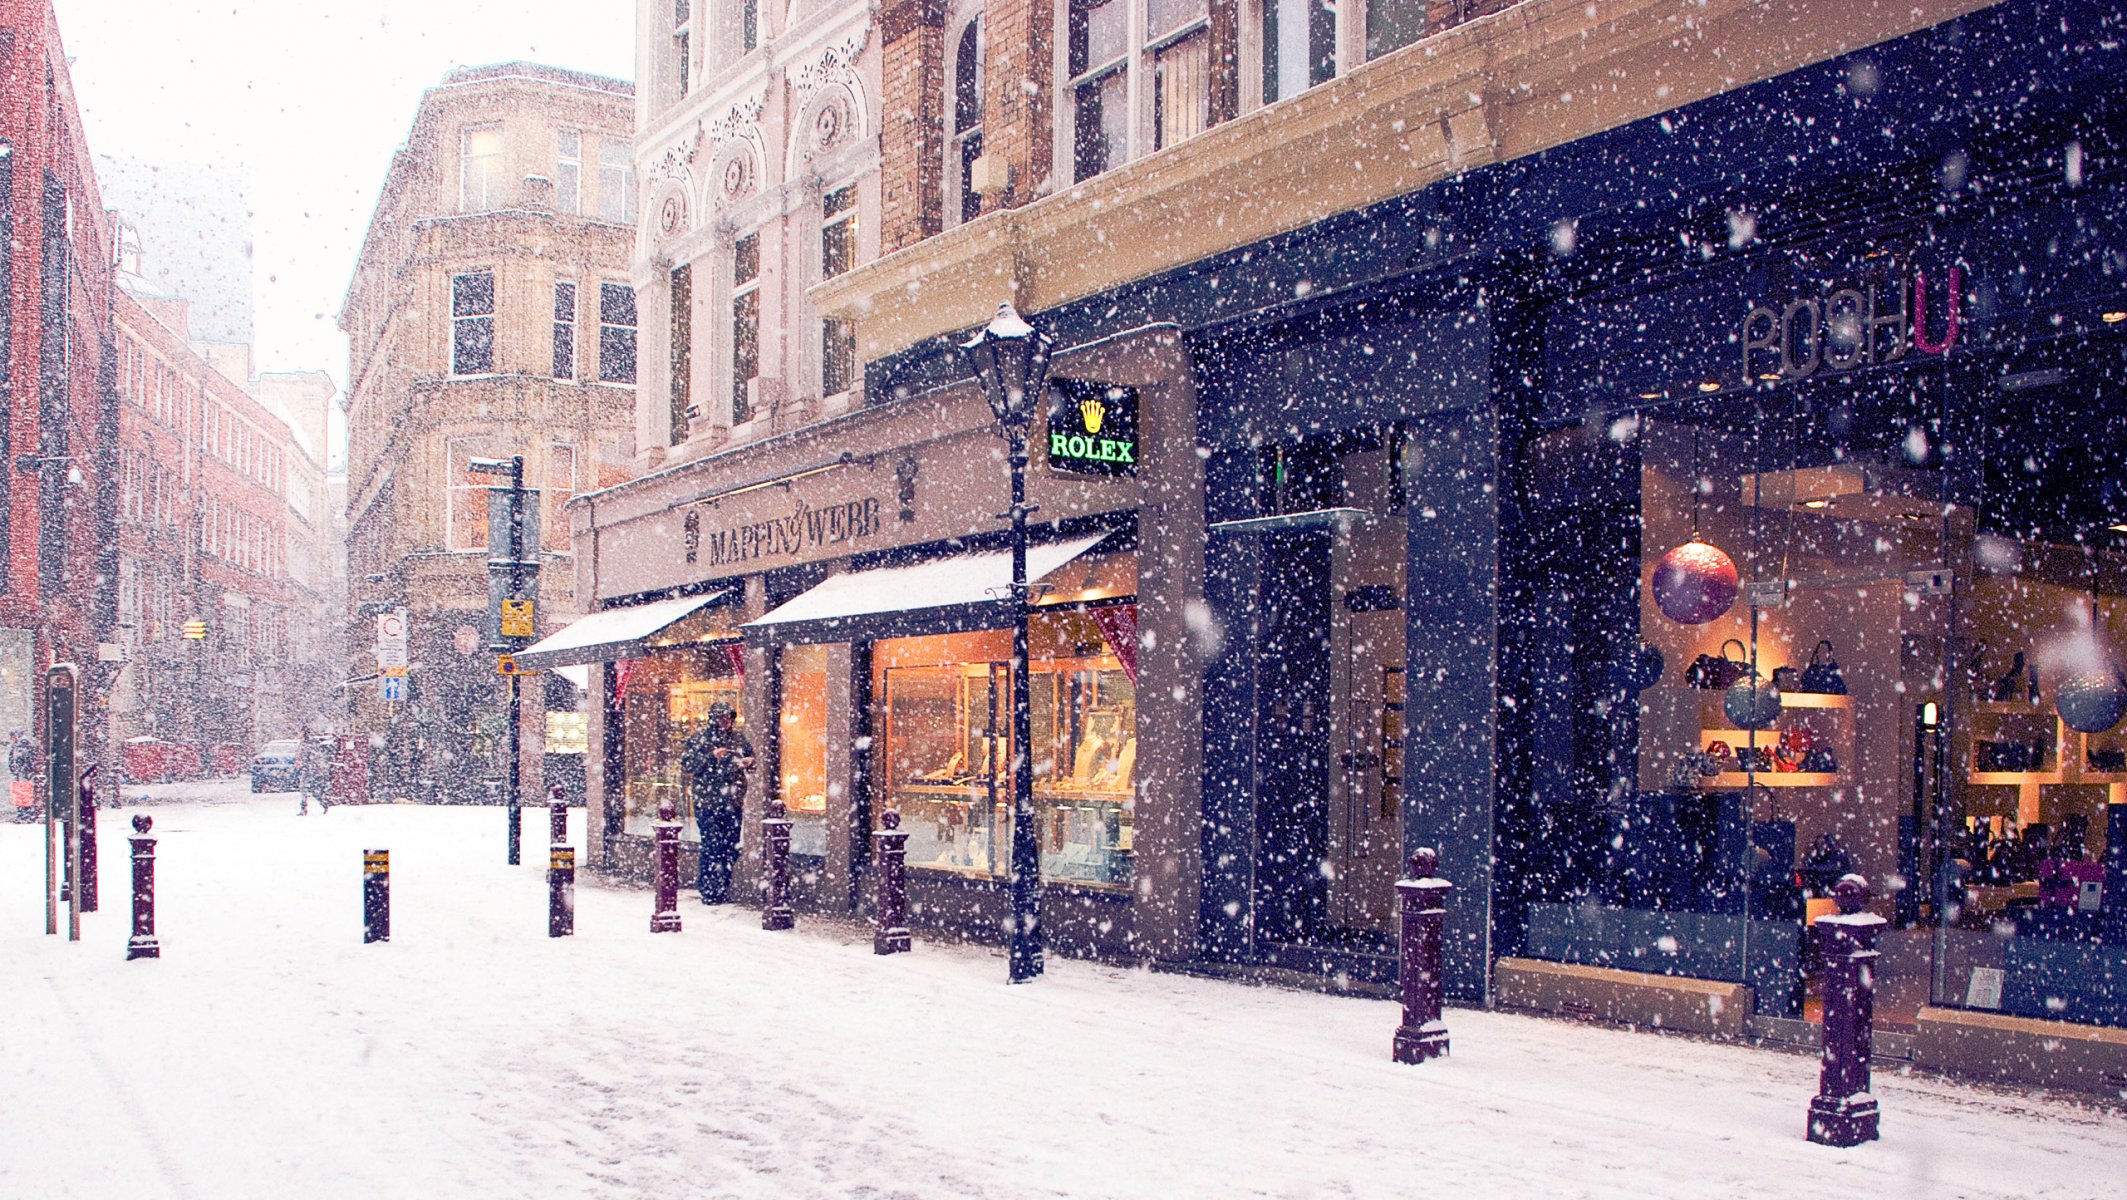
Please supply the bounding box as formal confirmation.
[341,62,639,803]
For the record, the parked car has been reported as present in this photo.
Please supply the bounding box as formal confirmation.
[249,739,303,792]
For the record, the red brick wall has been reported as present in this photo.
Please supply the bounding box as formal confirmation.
[879,0,946,252]
[978,0,1052,212]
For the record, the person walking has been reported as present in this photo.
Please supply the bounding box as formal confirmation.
[297,738,332,816]
[680,702,753,904]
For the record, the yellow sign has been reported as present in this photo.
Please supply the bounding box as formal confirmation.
[379,665,409,678]
[500,599,535,639]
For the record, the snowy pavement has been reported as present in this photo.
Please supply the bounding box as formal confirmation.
[3,783,2122,1199]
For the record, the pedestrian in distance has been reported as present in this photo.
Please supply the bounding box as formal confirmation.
[7,729,36,823]
[680,702,753,904]
[297,738,332,816]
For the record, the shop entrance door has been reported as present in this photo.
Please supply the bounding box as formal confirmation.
[1253,528,1333,945]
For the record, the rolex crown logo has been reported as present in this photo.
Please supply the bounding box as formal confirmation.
[1079,395,1105,434]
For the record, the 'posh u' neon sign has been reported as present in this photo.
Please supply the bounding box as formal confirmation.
[1741,266,1961,384]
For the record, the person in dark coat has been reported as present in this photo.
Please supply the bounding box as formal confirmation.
[297,738,332,815]
[681,702,753,903]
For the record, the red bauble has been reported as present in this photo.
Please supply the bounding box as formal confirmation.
[1653,540,1739,624]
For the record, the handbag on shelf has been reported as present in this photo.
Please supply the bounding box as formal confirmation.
[1797,640,1848,695]
[1771,664,1802,692]
[1687,638,1751,690]
[1801,745,1838,774]
[1774,726,1816,772]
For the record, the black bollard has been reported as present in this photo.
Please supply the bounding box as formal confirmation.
[549,846,575,937]
[126,815,159,960]
[1392,847,1451,1064]
[650,800,682,934]
[363,849,390,944]
[1808,874,1885,1146]
[761,798,793,931]
[873,809,911,955]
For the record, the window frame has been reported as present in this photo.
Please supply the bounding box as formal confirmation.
[945,14,986,227]
[555,129,582,215]
[730,231,762,424]
[674,1,695,102]
[460,125,506,212]
[819,187,859,398]
[552,279,578,380]
[596,136,637,225]
[597,281,638,385]
[451,269,498,377]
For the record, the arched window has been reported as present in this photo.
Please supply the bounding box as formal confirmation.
[948,17,984,225]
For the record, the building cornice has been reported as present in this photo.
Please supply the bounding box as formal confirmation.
[811,0,2003,364]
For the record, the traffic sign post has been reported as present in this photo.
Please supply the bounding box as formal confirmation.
[469,456,540,865]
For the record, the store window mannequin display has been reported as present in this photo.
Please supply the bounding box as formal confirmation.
[682,702,755,903]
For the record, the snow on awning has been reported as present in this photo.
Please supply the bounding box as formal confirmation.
[743,532,1114,646]
[516,589,736,669]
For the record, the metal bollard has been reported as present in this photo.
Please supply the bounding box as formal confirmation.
[363,849,390,944]
[79,770,99,913]
[1392,847,1451,1064]
[1808,874,1885,1146]
[650,800,682,934]
[873,809,911,955]
[549,784,568,844]
[762,798,793,931]
[549,846,575,937]
[126,815,159,960]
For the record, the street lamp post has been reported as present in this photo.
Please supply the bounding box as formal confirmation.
[468,454,533,865]
[958,302,1055,984]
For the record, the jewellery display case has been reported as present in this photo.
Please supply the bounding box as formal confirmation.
[880,654,1136,889]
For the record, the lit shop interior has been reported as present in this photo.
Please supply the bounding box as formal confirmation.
[604,535,1139,890]
[1512,343,2127,1031]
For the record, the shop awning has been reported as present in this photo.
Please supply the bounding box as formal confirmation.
[743,532,1115,646]
[515,589,736,669]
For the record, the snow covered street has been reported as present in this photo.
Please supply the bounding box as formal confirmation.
[3,782,2122,1199]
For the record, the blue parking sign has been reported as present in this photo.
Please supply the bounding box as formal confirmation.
[379,674,404,702]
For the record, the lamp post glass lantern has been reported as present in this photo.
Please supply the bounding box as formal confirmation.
[959,303,1054,984]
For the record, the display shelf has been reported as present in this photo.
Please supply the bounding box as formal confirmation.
[1968,771,2065,787]
[1709,771,1839,788]
[1778,692,1854,710]
[1969,699,2049,715]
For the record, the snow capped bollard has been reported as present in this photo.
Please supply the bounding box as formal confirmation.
[1392,848,1451,1065]
[761,798,793,932]
[650,800,682,934]
[549,784,568,845]
[126,815,159,961]
[78,768,100,914]
[549,846,575,938]
[363,849,390,944]
[1807,874,1885,1147]
[873,809,911,955]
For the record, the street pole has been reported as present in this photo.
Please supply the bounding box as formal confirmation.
[1006,425,1041,983]
[958,302,1052,985]
[471,453,534,865]
[505,454,523,865]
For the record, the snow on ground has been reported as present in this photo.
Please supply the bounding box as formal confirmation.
[3,782,2122,1199]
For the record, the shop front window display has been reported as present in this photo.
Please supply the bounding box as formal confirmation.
[617,645,745,838]
[874,614,1137,890]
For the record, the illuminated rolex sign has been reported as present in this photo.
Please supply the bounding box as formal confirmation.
[1044,379,1138,477]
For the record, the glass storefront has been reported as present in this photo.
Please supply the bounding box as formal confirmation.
[778,643,831,857]
[871,609,1139,890]
[615,643,745,838]
[1514,323,2127,1030]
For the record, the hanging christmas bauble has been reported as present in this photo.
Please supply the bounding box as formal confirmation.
[1653,540,1739,624]
[1724,676,1783,730]
[2056,666,2127,734]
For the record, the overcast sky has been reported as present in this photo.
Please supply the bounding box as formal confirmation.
[54,1,636,383]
